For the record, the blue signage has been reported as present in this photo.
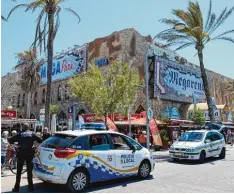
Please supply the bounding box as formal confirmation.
[95,58,109,66]
[40,45,86,84]
[163,107,181,119]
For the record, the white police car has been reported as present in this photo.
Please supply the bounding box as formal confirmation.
[33,130,155,192]
[169,130,225,163]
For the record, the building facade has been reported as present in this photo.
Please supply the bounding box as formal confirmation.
[1,28,234,126]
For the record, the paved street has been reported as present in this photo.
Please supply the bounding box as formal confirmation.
[1,145,234,193]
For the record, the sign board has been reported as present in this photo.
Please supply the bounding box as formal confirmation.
[154,56,207,103]
[39,109,45,122]
[68,106,73,114]
[1,110,17,119]
[40,45,87,84]
[40,109,45,114]
[147,108,153,120]
[204,110,220,121]
[163,107,181,119]
[40,115,45,122]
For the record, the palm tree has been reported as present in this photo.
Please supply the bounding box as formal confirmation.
[156,1,234,122]
[15,48,44,118]
[7,0,80,127]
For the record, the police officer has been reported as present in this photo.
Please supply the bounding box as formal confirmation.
[8,123,42,192]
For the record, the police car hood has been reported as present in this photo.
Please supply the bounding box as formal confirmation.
[173,141,202,148]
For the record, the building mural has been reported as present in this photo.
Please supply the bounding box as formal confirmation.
[40,44,87,84]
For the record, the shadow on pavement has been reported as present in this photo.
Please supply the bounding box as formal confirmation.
[168,156,227,165]
[3,175,154,193]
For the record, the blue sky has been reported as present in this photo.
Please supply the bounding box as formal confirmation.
[1,0,234,78]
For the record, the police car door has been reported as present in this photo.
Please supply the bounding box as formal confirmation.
[109,134,139,176]
[204,132,213,157]
[88,134,116,182]
[211,132,223,156]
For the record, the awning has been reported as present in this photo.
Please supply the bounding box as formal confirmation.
[188,103,211,111]
[114,118,165,126]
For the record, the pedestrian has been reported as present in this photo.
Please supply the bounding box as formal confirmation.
[138,131,147,148]
[1,131,9,174]
[227,129,232,144]
[231,132,234,146]
[8,123,42,192]
[42,127,51,141]
[127,130,133,138]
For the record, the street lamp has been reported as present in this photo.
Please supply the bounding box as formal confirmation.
[145,23,186,150]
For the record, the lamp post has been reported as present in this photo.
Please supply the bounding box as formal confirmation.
[145,23,186,150]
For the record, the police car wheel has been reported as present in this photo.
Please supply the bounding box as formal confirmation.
[199,151,206,164]
[138,160,150,179]
[68,169,89,192]
[219,147,226,159]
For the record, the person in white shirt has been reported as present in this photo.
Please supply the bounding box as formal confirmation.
[1,131,9,174]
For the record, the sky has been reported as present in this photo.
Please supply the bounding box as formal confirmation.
[1,0,234,78]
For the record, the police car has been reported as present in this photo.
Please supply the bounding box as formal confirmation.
[169,130,226,163]
[33,130,155,192]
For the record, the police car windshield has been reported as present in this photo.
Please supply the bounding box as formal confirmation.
[179,132,204,142]
[41,134,76,148]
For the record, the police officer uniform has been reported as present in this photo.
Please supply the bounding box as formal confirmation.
[8,123,42,192]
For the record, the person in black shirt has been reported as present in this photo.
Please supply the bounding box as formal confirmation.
[8,123,42,192]
[42,127,51,141]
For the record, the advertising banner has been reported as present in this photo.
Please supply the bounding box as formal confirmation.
[40,45,87,84]
[154,56,207,103]
[1,110,17,119]
[149,119,163,146]
[105,117,118,132]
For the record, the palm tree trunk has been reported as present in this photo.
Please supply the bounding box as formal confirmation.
[44,11,54,128]
[197,47,214,122]
[26,92,31,118]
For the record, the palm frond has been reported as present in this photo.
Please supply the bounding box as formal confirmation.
[212,36,234,44]
[204,0,212,31]
[209,6,234,35]
[205,13,216,33]
[1,15,7,21]
[160,18,180,26]
[7,4,28,20]
[172,9,195,28]
[212,29,234,40]
[188,1,203,28]
[208,7,227,34]
[174,42,194,51]
[64,7,81,23]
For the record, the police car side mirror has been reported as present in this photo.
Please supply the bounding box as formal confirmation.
[130,145,136,153]
[205,139,211,144]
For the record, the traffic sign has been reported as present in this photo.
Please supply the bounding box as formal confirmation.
[147,108,153,120]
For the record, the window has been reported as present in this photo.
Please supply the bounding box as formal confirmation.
[124,136,142,151]
[89,134,110,150]
[179,132,204,142]
[22,94,25,106]
[42,88,46,104]
[212,132,221,141]
[205,132,213,142]
[17,94,20,107]
[34,92,38,105]
[41,134,76,148]
[64,84,69,100]
[110,134,131,150]
[57,85,62,101]
[69,135,89,150]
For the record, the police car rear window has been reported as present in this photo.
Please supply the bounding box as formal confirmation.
[41,134,76,148]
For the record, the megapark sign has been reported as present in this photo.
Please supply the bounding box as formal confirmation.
[40,45,87,84]
[154,56,207,103]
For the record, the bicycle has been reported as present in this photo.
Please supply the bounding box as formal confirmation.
[2,144,27,175]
